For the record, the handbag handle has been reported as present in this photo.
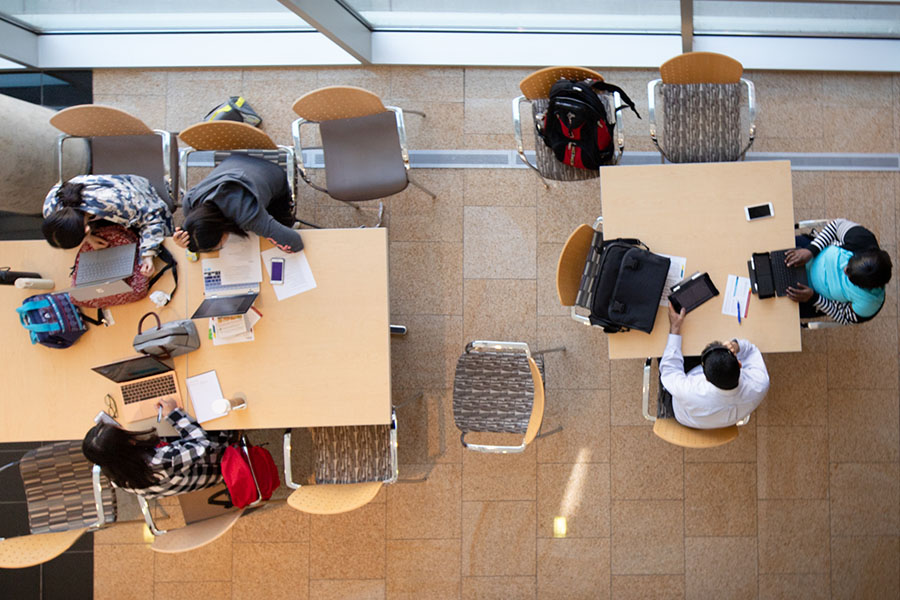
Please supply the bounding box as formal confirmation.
[137,312,161,334]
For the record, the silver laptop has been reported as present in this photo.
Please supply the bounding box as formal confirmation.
[69,243,137,302]
[92,355,184,423]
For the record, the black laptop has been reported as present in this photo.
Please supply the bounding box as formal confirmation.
[748,249,808,299]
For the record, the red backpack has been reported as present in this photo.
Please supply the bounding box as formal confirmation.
[221,443,280,508]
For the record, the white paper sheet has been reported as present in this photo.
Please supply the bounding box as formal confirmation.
[260,248,317,300]
[722,274,752,318]
[209,308,261,346]
[218,233,262,285]
[185,370,228,422]
[658,254,687,307]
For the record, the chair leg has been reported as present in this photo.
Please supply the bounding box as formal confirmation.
[392,391,423,410]
[404,109,426,118]
[408,176,437,200]
[533,425,563,440]
[533,346,566,357]
[390,324,408,336]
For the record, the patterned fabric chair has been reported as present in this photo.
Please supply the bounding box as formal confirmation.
[647,52,757,163]
[453,341,562,454]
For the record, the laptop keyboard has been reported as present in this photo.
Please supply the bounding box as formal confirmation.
[76,244,136,284]
[121,373,177,405]
[770,250,807,296]
[203,269,257,295]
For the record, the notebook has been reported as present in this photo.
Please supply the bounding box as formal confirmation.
[92,355,184,423]
[747,249,809,298]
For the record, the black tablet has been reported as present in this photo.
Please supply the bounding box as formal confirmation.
[669,272,719,314]
[190,292,259,319]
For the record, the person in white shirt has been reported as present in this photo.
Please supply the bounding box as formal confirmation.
[659,304,770,429]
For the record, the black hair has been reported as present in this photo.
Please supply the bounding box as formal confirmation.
[701,342,741,390]
[847,249,892,289]
[182,202,247,253]
[42,182,88,249]
[82,423,161,490]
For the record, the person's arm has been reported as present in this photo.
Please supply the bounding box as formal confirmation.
[124,176,172,259]
[246,210,304,253]
[659,334,692,398]
[733,339,770,393]
[154,408,219,474]
[811,295,862,325]
[808,218,877,255]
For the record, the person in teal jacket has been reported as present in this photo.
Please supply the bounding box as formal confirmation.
[784,218,892,324]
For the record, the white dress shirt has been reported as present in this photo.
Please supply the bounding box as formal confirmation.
[659,334,770,429]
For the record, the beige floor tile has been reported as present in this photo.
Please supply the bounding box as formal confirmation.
[537,316,609,390]
[389,170,465,243]
[232,502,309,543]
[537,537,610,600]
[828,389,900,462]
[464,133,517,150]
[309,579,386,600]
[825,174,898,250]
[830,462,900,536]
[610,359,650,427]
[465,67,534,100]
[791,171,827,219]
[94,521,152,545]
[536,180,603,244]
[241,67,319,146]
[831,536,900,599]
[610,426,683,500]
[394,388,460,465]
[463,206,537,279]
[465,98,513,136]
[461,576,536,600]
[94,544,155,600]
[232,542,309,600]
[309,503,385,579]
[683,419,758,463]
[164,69,243,132]
[684,462,757,536]
[536,463,610,538]
[610,575,685,600]
[756,351,827,427]
[824,107,897,153]
[317,66,393,99]
[401,101,466,149]
[537,388,610,464]
[386,538,460,600]
[758,499,830,574]
[684,536,758,600]
[390,241,463,315]
[821,73,895,108]
[463,279,537,343]
[93,68,168,96]
[465,169,539,207]
[610,500,683,575]
[463,443,536,501]
[389,315,463,389]
[757,426,829,499]
[386,463,462,539]
[758,573,830,600]
[826,317,898,389]
[391,67,465,103]
[462,500,536,576]
[537,243,570,317]
[153,529,232,581]
[154,581,231,599]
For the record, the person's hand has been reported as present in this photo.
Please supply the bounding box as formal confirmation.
[173,228,190,249]
[157,397,178,417]
[786,283,814,303]
[139,256,155,277]
[85,234,109,250]
[785,248,813,267]
[667,304,686,335]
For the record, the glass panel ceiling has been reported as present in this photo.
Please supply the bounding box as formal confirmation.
[0,0,312,33]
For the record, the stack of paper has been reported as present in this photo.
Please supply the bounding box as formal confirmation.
[209,307,262,345]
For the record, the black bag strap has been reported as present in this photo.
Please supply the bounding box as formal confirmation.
[147,245,178,300]
[207,487,234,508]
[79,308,105,327]
[590,81,642,119]
[604,237,649,251]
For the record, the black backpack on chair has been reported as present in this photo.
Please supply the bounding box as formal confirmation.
[537,79,641,170]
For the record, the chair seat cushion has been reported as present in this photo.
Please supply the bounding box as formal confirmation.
[310,424,393,484]
[320,111,408,202]
[661,83,742,163]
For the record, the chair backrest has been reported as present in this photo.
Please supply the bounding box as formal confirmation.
[50,104,154,136]
[557,224,595,307]
[519,66,604,100]
[149,509,244,554]
[660,52,743,84]
[20,441,116,534]
[179,121,279,150]
[652,418,739,448]
[522,357,546,445]
[0,529,87,569]
[287,481,383,515]
[292,86,387,121]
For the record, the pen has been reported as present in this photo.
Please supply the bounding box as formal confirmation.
[736,301,742,325]
[157,404,163,423]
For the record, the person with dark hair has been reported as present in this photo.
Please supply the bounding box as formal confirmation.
[173,154,303,254]
[82,398,232,499]
[785,218,892,324]
[658,305,770,429]
[42,174,173,276]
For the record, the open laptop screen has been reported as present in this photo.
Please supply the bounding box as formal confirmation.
[93,355,172,384]
[190,292,258,319]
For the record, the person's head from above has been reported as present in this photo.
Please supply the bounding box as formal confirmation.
[82,422,160,489]
[846,249,892,290]
[181,202,246,253]
[42,182,90,249]
[701,340,741,390]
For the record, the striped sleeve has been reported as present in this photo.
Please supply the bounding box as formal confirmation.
[811,294,860,325]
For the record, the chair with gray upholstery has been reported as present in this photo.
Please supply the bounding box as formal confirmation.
[647,52,757,164]
[453,341,564,453]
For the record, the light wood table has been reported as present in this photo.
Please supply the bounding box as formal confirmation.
[0,240,187,442]
[600,160,801,359]
[183,228,392,430]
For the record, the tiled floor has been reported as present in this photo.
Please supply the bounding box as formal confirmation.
[61,66,900,598]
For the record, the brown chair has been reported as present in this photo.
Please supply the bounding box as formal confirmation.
[50,104,179,210]
[513,66,628,187]
[291,86,436,227]
[648,52,757,164]
[556,216,603,327]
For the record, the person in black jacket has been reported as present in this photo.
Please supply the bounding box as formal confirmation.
[174,154,303,253]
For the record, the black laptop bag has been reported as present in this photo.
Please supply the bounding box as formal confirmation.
[575,231,671,334]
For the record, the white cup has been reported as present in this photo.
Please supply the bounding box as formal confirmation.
[211,394,248,416]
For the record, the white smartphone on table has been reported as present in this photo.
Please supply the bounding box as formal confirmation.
[270,257,285,285]
[745,203,774,221]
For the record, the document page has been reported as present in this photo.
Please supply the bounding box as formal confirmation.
[658,254,687,307]
[260,248,317,301]
[722,274,752,318]
[185,370,226,423]
[218,233,263,285]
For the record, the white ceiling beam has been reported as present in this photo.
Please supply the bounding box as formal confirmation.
[0,19,38,68]
[277,0,372,64]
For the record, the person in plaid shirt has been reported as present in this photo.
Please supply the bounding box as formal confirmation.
[82,398,233,499]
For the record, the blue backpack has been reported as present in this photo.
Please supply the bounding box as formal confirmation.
[17,292,103,349]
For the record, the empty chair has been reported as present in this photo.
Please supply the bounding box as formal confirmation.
[648,52,757,163]
[453,341,563,453]
[291,86,436,227]
[0,529,88,569]
[557,216,603,327]
[283,410,398,515]
[50,104,179,210]
[513,66,627,187]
